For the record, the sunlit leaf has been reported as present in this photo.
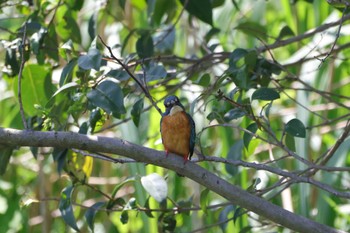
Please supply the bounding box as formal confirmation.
[200,188,210,214]
[141,173,168,203]
[285,118,306,138]
[13,64,54,116]
[82,156,93,180]
[59,186,80,232]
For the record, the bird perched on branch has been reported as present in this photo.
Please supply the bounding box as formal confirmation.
[160,95,196,163]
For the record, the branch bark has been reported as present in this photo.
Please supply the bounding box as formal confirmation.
[0,127,344,233]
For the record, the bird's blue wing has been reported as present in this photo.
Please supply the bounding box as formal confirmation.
[187,113,196,160]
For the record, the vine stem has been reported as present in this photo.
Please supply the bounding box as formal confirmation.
[18,22,28,129]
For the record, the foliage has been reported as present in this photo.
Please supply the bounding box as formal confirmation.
[0,0,350,232]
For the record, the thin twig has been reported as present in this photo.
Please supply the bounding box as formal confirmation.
[98,35,162,115]
[72,149,137,164]
[18,22,28,129]
[257,12,350,53]
[318,5,348,66]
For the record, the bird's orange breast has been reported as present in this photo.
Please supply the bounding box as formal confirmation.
[161,111,191,159]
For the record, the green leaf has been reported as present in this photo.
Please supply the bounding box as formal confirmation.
[5,48,20,76]
[52,82,79,98]
[88,12,97,40]
[136,33,154,58]
[13,64,54,116]
[233,207,244,223]
[60,58,77,87]
[0,147,13,175]
[252,87,280,101]
[243,123,258,149]
[55,5,81,43]
[235,21,267,40]
[218,205,235,231]
[141,173,168,203]
[180,0,213,26]
[285,118,306,138]
[107,70,130,81]
[277,25,295,40]
[154,25,175,52]
[285,133,296,151]
[195,73,211,86]
[120,210,129,224]
[143,197,154,218]
[224,108,246,121]
[78,48,102,71]
[59,186,80,232]
[151,0,177,26]
[143,64,167,81]
[246,178,261,193]
[225,140,243,176]
[228,48,248,70]
[200,188,210,214]
[244,50,257,69]
[111,178,136,199]
[176,196,193,216]
[107,177,136,209]
[52,148,68,176]
[89,108,103,133]
[131,99,144,127]
[162,215,177,231]
[85,201,105,232]
[87,80,126,118]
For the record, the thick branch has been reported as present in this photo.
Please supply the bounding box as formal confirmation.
[0,127,344,233]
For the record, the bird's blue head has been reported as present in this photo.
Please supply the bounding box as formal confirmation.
[163,95,185,115]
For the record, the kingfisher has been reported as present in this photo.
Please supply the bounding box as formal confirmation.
[160,95,196,163]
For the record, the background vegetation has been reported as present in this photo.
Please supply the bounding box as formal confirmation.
[0,0,350,232]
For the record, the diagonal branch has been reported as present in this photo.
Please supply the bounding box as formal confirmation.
[0,127,344,233]
[98,35,162,115]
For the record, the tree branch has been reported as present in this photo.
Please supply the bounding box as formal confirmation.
[0,127,344,233]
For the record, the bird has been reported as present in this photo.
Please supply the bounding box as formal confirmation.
[160,95,196,163]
